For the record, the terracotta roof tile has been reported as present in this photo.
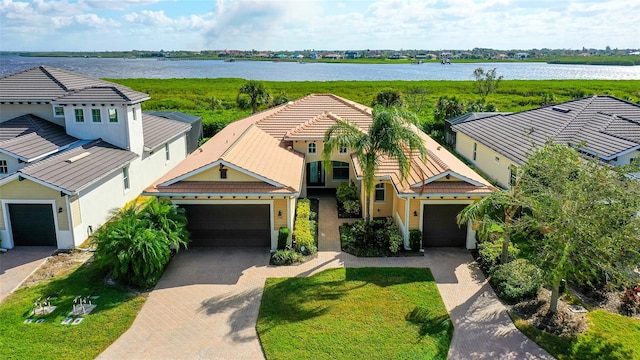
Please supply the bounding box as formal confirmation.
[148,181,295,195]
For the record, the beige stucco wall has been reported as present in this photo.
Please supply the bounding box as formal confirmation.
[0,178,69,231]
[69,195,82,225]
[0,103,62,125]
[408,198,421,229]
[455,132,518,188]
[273,198,288,230]
[372,181,393,217]
[187,164,261,182]
[293,140,356,188]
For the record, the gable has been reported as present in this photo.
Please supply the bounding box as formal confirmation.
[186,164,262,182]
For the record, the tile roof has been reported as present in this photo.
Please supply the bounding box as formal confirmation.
[0,66,148,104]
[452,96,640,165]
[19,140,137,194]
[142,113,192,151]
[0,114,78,162]
[352,126,493,195]
[146,181,295,195]
[149,94,492,197]
[446,112,510,126]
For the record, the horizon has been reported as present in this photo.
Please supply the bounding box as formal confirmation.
[1,0,638,52]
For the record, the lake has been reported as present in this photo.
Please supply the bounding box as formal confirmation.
[1,55,638,80]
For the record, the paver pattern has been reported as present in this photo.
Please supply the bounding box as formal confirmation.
[99,195,553,360]
[0,246,54,304]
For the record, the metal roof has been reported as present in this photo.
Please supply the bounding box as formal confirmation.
[142,113,192,151]
[0,114,78,162]
[452,96,640,165]
[0,66,149,104]
[19,140,138,194]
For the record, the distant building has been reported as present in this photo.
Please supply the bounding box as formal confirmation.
[323,53,342,60]
[344,51,361,59]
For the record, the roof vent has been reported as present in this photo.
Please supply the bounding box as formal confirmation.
[66,152,91,163]
[552,106,571,113]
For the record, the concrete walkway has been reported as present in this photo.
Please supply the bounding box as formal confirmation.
[0,246,55,304]
[99,195,553,360]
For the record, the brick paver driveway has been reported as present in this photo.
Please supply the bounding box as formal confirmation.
[0,246,54,304]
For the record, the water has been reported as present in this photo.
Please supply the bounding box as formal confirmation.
[1,55,638,80]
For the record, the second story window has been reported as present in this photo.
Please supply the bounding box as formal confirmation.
[74,109,84,123]
[0,160,8,174]
[375,183,385,202]
[339,146,348,154]
[54,106,64,117]
[165,143,170,161]
[122,166,130,190]
[92,109,102,123]
[472,142,477,161]
[109,108,118,123]
[308,143,316,154]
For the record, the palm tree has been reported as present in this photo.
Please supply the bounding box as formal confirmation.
[238,80,271,113]
[323,106,427,222]
[456,183,526,264]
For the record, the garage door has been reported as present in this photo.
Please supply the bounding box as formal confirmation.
[422,204,467,247]
[8,204,57,246]
[181,204,270,247]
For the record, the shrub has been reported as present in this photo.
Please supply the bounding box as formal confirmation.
[270,250,304,265]
[477,238,520,272]
[619,286,640,316]
[342,199,361,216]
[294,199,316,255]
[389,229,403,254]
[92,198,188,289]
[490,259,543,303]
[409,229,422,251]
[341,218,403,257]
[277,227,290,250]
[336,181,359,204]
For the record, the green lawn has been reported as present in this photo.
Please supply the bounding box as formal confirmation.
[257,267,452,360]
[512,310,640,359]
[0,259,146,360]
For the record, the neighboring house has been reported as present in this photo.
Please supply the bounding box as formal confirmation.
[444,112,510,148]
[451,96,640,189]
[0,66,192,249]
[145,94,493,251]
[344,51,361,59]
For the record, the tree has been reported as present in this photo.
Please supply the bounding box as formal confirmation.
[433,95,465,123]
[465,98,498,112]
[457,185,527,265]
[323,107,427,222]
[237,80,271,113]
[518,143,640,313]
[405,87,432,114]
[473,67,503,98]
[372,90,403,108]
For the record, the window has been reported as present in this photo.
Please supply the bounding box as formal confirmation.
[74,109,84,123]
[375,183,385,202]
[308,143,316,154]
[472,142,477,161]
[132,109,137,121]
[495,156,500,164]
[165,143,170,161]
[509,165,518,187]
[339,146,348,154]
[0,160,7,173]
[332,161,349,180]
[122,166,130,190]
[54,106,64,117]
[91,109,101,123]
[109,108,118,123]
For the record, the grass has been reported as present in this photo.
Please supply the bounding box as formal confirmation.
[257,267,452,360]
[511,310,640,359]
[0,258,146,360]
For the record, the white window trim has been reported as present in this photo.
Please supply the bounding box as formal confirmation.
[108,108,119,123]
[308,143,317,154]
[53,106,65,118]
[0,159,8,174]
[74,108,85,123]
[165,143,170,162]
[375,183,385,202]
[91,108,102,123]
[122,166,130,191]
[472,142,477,161]
[332,161,350,181]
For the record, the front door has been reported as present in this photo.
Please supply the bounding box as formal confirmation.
[307,161,325,186]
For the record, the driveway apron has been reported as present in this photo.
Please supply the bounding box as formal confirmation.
[0,246,54,304]
[99,195,553,359]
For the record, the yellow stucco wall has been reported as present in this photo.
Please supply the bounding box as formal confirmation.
[372,181,393,217]
[273,198,288,230]
[187,164,260,182]
[70,195,82,225]
[408,198,421,229]
[396,196,406,222]
[455,132,518,188]
[0,178,69,230]
[293,140,355,188]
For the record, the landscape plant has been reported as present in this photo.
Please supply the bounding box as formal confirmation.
[293,198,317,255]
[409,229,422,251]
[335,181,361,217]
[490,258,543,303]
[323,106,427,223]
[92,198,188,289]
[341,218,403,257]
[517,143,640,313]
[277,227,290,250]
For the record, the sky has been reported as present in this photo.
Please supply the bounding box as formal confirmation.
[0,0,638,52]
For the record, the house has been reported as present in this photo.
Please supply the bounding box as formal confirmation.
[0,66,192,249]
[344,51,361,59]
[451,96,640,189]
[444,112,511,148]
[145,94,493,251]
